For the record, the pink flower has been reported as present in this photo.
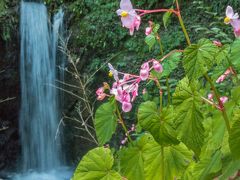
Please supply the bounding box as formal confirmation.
[220,96,228,104]
[96,87,104,96]
[122,101,132,112]
[121,137,128,145]
[145,27,152,36]
[140,69,149,80]
[116,0,141,35]
[225,6,240,37]
[153,60,163,73]
[96,87,107,101]
[208,93,214,100]
[225,6,239,24]
[213,40,222,47]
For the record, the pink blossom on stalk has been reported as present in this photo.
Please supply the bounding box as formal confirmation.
[145,27,152,36]
[208,93,214,101]
[153,60,163,73]
[213,40,222,47]
[220,96,228,104]
[116,0,141,35]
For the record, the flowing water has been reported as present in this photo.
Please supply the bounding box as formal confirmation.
[16,1,71,179]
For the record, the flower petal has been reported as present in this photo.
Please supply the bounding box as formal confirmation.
[121,15,135,28]
[116,9,124,16]
[120,0,133,11]
[226,6,234,18]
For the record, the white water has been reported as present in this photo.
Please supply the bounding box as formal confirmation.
[18,1,71,179]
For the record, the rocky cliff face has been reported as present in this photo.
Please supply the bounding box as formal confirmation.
[0,13,20,172]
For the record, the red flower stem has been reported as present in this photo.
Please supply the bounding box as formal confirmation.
[135,9,178,15]
[159,49,184,63]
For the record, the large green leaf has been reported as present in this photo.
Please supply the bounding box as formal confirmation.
[141,134,193,180]
[161,51,182,77]
[229,39,240,70]
[183,38,218,80]
[229,109,240,159]
[193,150,222,180]
[220,160,240,180]
[72,147,122,180]
[215,44,230,65]
[138,101,179,146]
[94,100,118,146]
[173,77,205,157]
[119,136,146,180]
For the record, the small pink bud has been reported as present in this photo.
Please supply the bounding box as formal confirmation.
[142,88,147,95]
[141,62,150,71]
[213,40,222,47]
[145,27,152,36]
[122,101,132,112]
[208,93,214,100]
[121,137,128,145]
[96,87,104,96]
[140,69,149,80]
[97,93,107,101]
[153,60,163,73]
[220,96,228,104]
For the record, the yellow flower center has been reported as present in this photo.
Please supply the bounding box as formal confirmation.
[121,11,128,17]
[108,71,113,77]
[224,17,231,24]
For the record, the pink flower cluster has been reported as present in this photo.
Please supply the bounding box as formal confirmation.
[225,6,240,37]
[96,60,163,112]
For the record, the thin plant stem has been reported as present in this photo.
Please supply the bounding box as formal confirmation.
[175,0,191,46]
[115,103,133,143]
[161,146,165,180]
[166,77,171,106]
[204,73,231,133]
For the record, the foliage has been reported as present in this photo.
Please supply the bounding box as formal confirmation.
[72,0,240,179]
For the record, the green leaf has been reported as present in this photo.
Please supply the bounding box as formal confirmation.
[163,8,173,28]
[119,137,145,180]
[161,51,182,77]
[231,86,240,104]
[145,34,156,50]
[141,134,193,180]
[138,101,179,146]
[152,23,160,33]
[215,44,230,65]
[173,77,205,157]
[72,147,122,180]
[229,39,240,70]
[94,100,118,146]
[193,150,222,180]
[183,38,218,80]
[220,160,240,180]
[229,110,240,159]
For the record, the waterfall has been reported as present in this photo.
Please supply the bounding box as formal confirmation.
[20,1,61,172]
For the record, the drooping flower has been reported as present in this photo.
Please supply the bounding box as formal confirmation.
[153,60,163,73]
[220,96,228,104]
[116,0,141,35]
[122,101,132,112]
[140,62,150,80]
[96,87,107,101]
